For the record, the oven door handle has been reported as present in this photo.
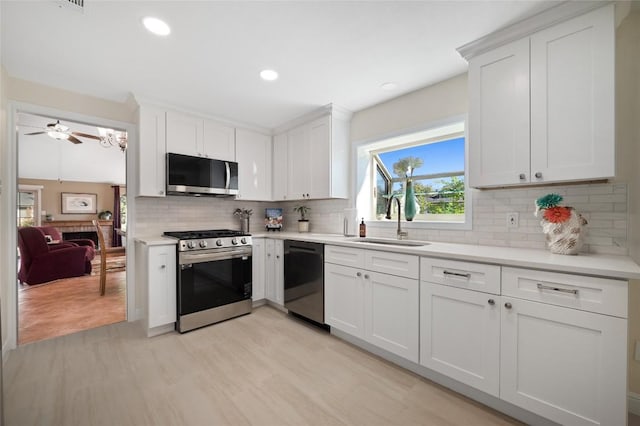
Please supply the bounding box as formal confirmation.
[180,250,250,264]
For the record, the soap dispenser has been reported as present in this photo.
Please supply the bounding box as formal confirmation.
[359,218,367,238]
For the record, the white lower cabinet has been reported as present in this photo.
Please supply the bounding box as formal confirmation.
[265,239,284,305]
[500,296,627,426]
[251,238,266,301]
[420,282,500,396]
[324,245,419,362]
[136,241,177,336]
[324,263,364,338]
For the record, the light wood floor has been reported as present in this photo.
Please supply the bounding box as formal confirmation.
[4,306,522,426]
[18,269,126,345]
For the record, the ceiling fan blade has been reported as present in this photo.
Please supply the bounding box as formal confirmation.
[24,131,46,135]
[71,132,101,140]
[67,135,83,144]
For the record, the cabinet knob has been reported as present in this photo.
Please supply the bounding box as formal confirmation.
[356,272,362,277]
[488,299,495,305]
[519,173,526,180]
[276,255,280,259]
[364,274,370,279]
[504,302,512,309]
[267,253,271,257]
[535,172,542,179]
[160,265,166,269]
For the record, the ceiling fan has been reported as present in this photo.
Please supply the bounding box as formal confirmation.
[24,120,102,144]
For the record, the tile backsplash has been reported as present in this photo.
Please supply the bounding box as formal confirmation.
[135,182,628,255]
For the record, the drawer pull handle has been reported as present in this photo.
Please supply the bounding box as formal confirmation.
[505,302,512,309]
[488,299,495,305]
[537,283,578,295]
[356,272,362,277]
[443,270,471,279]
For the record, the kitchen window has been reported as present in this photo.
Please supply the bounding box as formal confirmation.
[356,117,471,230]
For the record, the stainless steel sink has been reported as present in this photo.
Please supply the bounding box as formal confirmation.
[349,237,428,247]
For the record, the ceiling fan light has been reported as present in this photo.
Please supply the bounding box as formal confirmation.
[48,131,69,140]
[143,17,171,36]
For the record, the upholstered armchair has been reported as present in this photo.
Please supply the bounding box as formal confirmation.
[39,226,96,260]
[18,226,93,285]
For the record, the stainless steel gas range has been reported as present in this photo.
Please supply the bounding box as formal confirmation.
[163,229,252,333]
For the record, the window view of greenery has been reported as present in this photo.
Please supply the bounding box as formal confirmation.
[17,191,36,227]
[374,136,465,222]
[120,195,127,232]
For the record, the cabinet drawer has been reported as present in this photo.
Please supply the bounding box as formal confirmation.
[365,250,419,279]
[502,267,628,318]
[325,245,365,268]
[420,257,501,295]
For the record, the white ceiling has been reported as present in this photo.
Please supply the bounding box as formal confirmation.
[2,0,561,129]
[17,113,126,184]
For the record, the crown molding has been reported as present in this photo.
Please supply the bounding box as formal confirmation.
[457,1,612,61]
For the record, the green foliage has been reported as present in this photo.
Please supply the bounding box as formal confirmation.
[414,176,465,214]
[293,205,310,220]
[392,157,424,179]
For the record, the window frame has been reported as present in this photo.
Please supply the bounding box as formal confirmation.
[355,115,472,231]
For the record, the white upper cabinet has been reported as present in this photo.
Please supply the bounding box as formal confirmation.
[235,128,272,201]
[137,104,167,197]
[166,110,235,161]
[279,105,350,200]
[467,4,614,187]
[272,132,289,200]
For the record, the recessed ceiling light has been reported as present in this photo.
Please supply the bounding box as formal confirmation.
[260,69,279,81]
[143,17,171,36]
[381,82,398,91]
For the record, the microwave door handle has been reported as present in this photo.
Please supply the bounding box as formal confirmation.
[225,161,230,190]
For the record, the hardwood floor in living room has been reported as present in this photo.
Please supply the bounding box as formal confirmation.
[18,261,126,345]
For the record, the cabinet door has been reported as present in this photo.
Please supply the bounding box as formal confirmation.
[469,38,530,187]
[287,124,309,199]
[137,105,167,197]
[500,297,626,426]
[265,239,284,305]
[530,5,614,183]
[147,245,177,328]
[251,238,265,301]
[202,120,235,161]
[364,272,419,362]
[308,115,331,199]
[324,263,364,338]
[166,111,202,156]
[235,128,272,201]
[420,282,500,396]
[272,132,289,200]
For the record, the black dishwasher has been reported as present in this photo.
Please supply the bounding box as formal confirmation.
[284,240,325,325]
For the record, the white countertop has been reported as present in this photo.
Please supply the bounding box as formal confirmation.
[253,231,640,280]
[134,235,178,246]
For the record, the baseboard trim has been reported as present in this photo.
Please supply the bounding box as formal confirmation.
[629,392,640,416]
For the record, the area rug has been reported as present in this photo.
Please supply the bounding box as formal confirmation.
[90,254,127,275]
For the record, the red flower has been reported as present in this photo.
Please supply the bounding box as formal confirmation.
[543,206,571,223]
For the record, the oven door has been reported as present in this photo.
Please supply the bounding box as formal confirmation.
[177,248,252,316]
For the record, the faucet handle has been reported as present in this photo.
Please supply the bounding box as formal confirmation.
[397,230,409,240]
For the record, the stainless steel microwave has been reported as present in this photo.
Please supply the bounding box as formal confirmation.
[166,152,239,197]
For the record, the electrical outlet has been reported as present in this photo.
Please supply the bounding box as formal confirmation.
[507,212,519,228]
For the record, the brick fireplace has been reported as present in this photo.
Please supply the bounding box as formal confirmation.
[45,220,113,247]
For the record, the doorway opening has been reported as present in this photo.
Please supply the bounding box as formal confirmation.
[16,111,128,344]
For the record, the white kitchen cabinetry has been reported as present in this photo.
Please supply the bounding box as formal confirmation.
[272,132,288,200]
[420,258,501,396]
[166,110,235,161]
[278,106,350,200]
[324,245,419,362]
[137,104,167,197]
[265,239,284,306]
[251,238,266,302]
[468,5,614,187]
[500,267,627,426]
[235,128,272,201]
[136,241,176,336]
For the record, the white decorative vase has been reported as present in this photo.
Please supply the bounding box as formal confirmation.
[540,207,587,255]
[298,220,309,233]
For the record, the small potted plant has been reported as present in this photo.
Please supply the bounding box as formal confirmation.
[293,205,311,233]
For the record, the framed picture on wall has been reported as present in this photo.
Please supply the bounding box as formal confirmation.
[61,193,97,214]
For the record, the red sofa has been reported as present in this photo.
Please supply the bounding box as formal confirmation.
[39,226,96,258]
[18,226,94,285]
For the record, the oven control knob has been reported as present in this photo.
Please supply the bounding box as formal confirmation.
[241,237,247,244]
[216,239,223,247]
[187,241,196,249]
[199,240,208,248]
[231,238,238,245]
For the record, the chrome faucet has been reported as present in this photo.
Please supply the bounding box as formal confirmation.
[385,195,409,240]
